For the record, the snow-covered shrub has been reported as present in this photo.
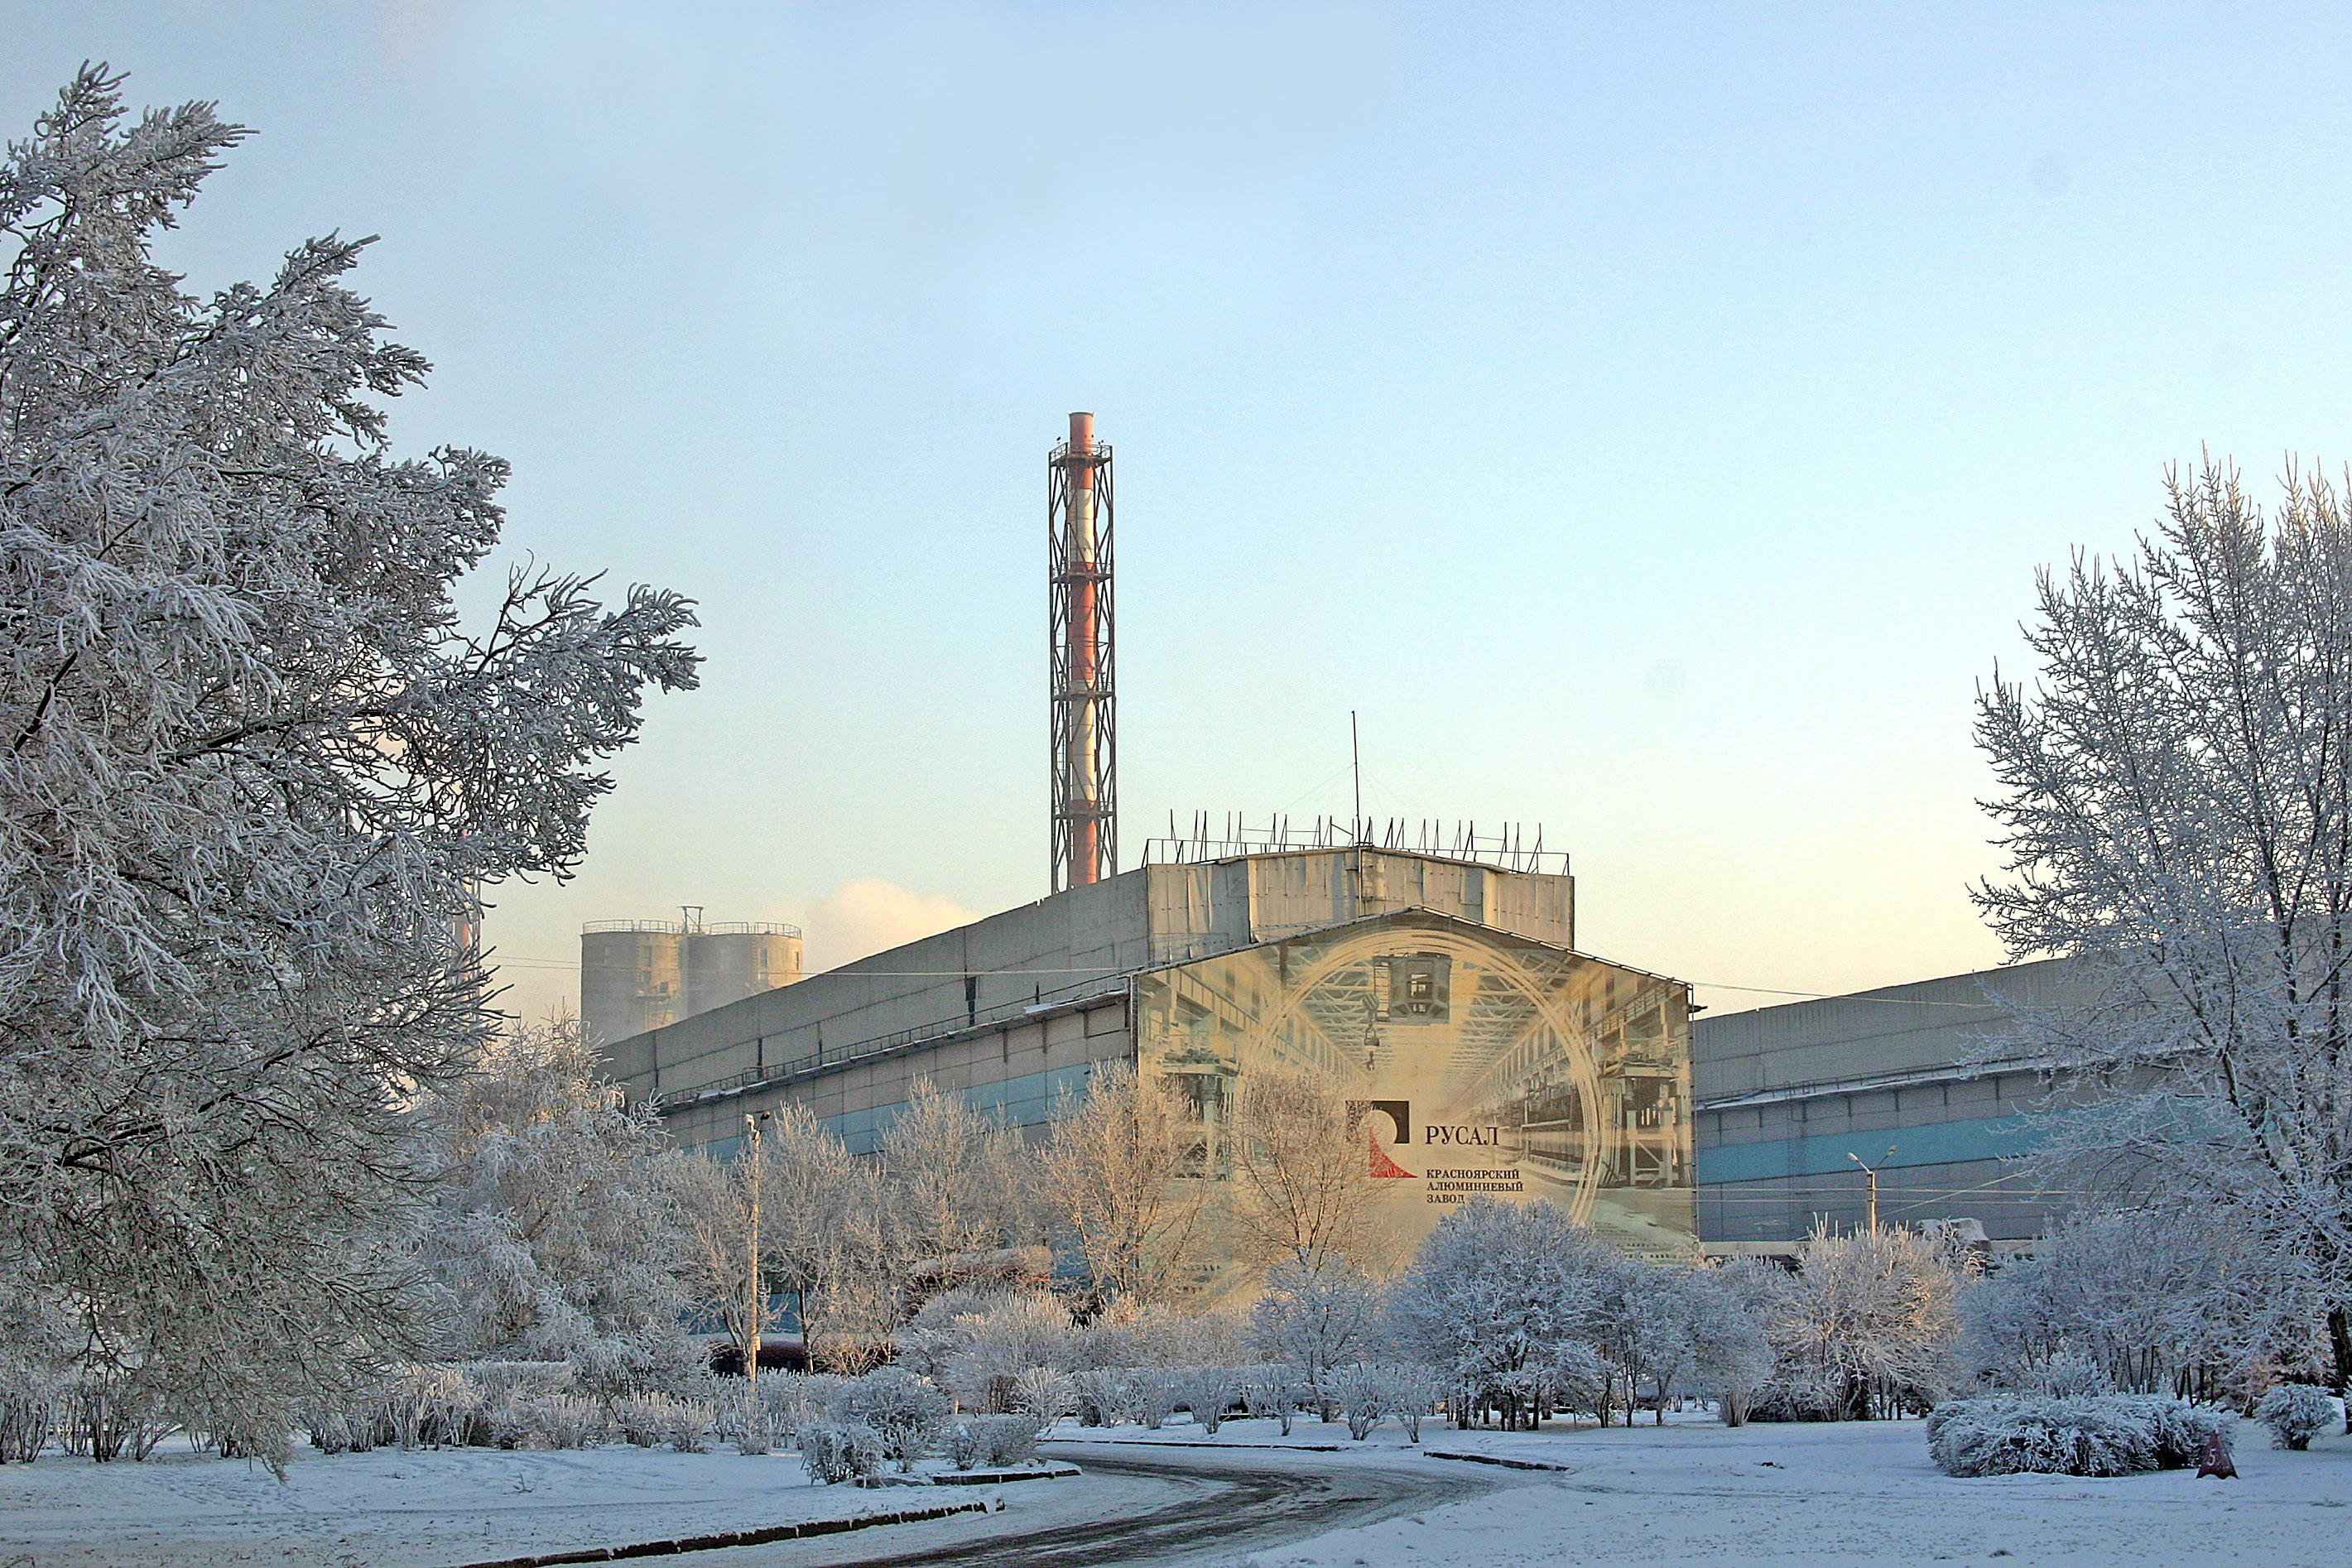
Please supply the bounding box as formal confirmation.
[1012,1366,1075,1434]
[0,1383,52,1464]
[969,1413,1039,1467]
[1250,1261,1379,1415]
[834,1367,949,1471]
[567,1333,709,1402]
[497,1394,607,1450]
[664,1398,714,1453]
[2255,1384,2341,1450]
[1377,1364,1442,1443]
[945,1420,983,1469]
[932,1292,1075,1413]
[1333,1364,1385,1441]
[1544,1343,1614,1422]
[382,1365,474,1450]
[1926,1395,2233,1477]
[1242,1365,1303,1436]
[1071,1368,1129,1427]
[798,1421,884,1484]
[66,1372,172,1463]
[1174,1366,1240,1434]
[727,1390,777,1455]
[1129,1368,1179,1430]
[2013,1353,2113,1400]
[612,1394,676,1448]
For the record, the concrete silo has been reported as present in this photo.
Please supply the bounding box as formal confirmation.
[685,922,805,1017]
[580,921,686,1048]
[581,917,803,1047]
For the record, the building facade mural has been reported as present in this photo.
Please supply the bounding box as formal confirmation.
[1133,913,1695,1301]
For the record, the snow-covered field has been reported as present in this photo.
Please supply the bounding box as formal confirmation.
[1192,1412,2352,1568]
[0,1440,1056,1568]
[6,1414,2346,1567]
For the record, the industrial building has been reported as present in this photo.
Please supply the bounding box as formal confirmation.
[580,916,804,1048]
[591,415,1696,1305]
[597,838,1700,1299]
[586,412,2099,1280]
[1691,958,2092,1256]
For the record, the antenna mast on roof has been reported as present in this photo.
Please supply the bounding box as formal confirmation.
[1049,412,1116,891]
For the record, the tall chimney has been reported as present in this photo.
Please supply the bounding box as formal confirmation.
[1049,412,1115,890]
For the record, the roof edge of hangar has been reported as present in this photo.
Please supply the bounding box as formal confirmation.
[1133,904,1691,995]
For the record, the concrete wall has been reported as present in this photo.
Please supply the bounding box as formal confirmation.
[668,996,1135,1156]
[1691,959,2093,1248]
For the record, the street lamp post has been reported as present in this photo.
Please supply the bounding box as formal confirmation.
[743,1110,770,1384]
[1848,1146,1897,1233]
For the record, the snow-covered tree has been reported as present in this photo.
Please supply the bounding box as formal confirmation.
[1961,1205,2313,1400]
[1248,1257,1379,1416]
[881,1078,1030,1298]
[0,69,698,1464]
[411,1013,688,1364]
[1976,457,2352,1402]
[1037,1062,1208,1305]
[750,1101,894,1373]
[1383,1195,1620,1428]
[1761,1224,1963,1419]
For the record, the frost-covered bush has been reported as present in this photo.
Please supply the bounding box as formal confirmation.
[566,1334,709,1402]
[2011,1353,2113,1400]
[2255,1383,2341,1450]
[726,1390,777,1455]
[1129,1368,1180,1430]
[664,1397,714,1453]
[1377,1364,1442,1444]
[497,1393,608,1450]
[798,1421,884,1484]
[969,1413,1040,1467]
[1926,1396,2233,1477]
[758,1371,843,1450]
[0,1383,53,1464]
[65,1373,173,1462]
[945,1420,983,1469]
[1012,1366,1075,1434]
[834,1367,949,1471]
[1332,1364,1386,1441]
[1071,1368,1129,1427]
[1174,1367,1240,1434]
[612,1394,678,1448]
[1242,1365,1304,1436]
[930,1292,1075,1413]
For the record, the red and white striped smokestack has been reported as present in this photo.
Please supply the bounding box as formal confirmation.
[1049,412,1115,891]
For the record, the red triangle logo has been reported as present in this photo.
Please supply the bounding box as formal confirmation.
[1368,1130,1416,1179]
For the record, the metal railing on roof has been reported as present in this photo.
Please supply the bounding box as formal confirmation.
[583,919,803,936]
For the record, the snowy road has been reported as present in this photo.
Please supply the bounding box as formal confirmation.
[681,1444,1509,1568]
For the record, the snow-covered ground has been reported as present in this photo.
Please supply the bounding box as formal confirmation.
[7,1414,2347,1567]
[0,1439,1063,1568]
[1175,1412,2352,1568]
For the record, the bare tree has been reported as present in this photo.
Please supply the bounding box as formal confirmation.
[1037,1063,1209,1304]
[1976,456,2352,1405]
[1223,1069,1380,1272]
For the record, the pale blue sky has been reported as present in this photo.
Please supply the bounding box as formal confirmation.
[10,2,2350,1019]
